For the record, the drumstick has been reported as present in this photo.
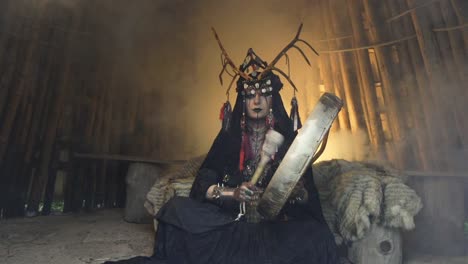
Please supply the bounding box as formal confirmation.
[250,130,284,185]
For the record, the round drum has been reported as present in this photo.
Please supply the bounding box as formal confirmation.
[257,92,343,219]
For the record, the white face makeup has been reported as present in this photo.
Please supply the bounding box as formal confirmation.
[246,93,272,119]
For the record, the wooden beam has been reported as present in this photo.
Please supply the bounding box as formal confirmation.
[73,152,186,164]
[405,170,468,178]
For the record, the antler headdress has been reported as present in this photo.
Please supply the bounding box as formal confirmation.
[212,23,318,97]
[214,24,318,160]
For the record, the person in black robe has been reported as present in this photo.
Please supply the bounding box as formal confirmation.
[105,53,339,264]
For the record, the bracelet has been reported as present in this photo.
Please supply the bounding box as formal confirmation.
[212,185,223,199]
[211,184,236,200]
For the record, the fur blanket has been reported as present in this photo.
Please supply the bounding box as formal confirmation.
[314,159,422,244]
[144,157,422,244]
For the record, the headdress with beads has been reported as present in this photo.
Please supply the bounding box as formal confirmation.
[212,24,318,171]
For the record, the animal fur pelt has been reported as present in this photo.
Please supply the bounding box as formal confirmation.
[144,157,422,245]
[313,159,423,243]
[144,155,206,216]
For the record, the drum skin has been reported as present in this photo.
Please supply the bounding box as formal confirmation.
[257,93,343,219]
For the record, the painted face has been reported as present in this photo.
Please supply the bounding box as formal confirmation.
[245,92,272,119]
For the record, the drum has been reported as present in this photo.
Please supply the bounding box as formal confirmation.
[257,92,343,219]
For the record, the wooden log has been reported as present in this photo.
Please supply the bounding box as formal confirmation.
[349,224,402,264]
[346,0,386,153]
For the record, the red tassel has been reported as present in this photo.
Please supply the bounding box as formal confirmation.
[239,132,247,171]
[219,103,226,120]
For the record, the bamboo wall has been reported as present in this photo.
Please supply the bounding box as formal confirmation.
[314,0,468,256]
[0,1,467,256]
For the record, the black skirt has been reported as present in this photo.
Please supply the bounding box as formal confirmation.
[105,197,339,264]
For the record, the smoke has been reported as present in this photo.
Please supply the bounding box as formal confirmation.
[86,0,325,159]
[22,0,467,169]
[316,128,374,163]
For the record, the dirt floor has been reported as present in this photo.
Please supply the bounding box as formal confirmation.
[0,209,466,264]
[0,209,153,264]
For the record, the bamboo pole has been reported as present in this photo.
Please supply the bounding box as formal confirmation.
[328,0,367,135]
[0,2,42,217]
[406,0,460,170]
[346,0,386,154]
[27,3,78,214]
[388,0,441,170]
[0,1,16,67]
[439,1,468,84]
[401,0,466,256]
[0,3,34,168]
[318,0,351,131]
[449,0,468,48]
[433,1,468,147]
[361,0,415,168]
[380,0,435,170]
[91,80,107,208]
[313,8,341,133]
[99,83,112,208]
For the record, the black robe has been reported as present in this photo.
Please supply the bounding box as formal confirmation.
[105,74,339,264]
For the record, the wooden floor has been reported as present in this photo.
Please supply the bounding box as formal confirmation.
[0,209,466,264]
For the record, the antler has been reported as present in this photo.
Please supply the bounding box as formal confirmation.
[211,27,252,87]
[257,23,319,82]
